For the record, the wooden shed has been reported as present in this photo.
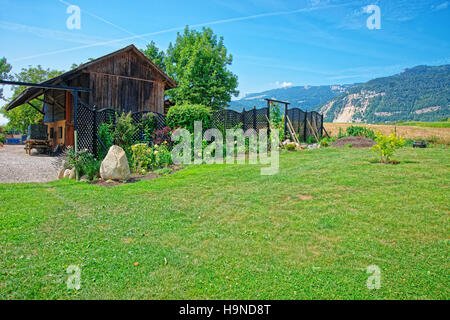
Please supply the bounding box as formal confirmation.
[6,45,176,149]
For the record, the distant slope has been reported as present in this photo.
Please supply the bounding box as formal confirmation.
[229,85,355,112]
[318,65,450,123]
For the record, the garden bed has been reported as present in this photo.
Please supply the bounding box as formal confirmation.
[330,136,376,148]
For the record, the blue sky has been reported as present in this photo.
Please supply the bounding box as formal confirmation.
[0,0,449,124]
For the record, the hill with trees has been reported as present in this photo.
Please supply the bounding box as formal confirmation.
[229,84,355,112]
[318,65,450,123]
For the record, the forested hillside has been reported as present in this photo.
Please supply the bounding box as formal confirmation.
[318,65,450,123]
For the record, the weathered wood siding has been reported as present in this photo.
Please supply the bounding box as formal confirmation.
[85,50,166,113]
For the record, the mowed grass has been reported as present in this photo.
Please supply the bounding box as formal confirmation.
[0,147,449,300]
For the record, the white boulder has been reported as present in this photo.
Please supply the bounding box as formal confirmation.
[68,168,76,179]
[100,145,130,181]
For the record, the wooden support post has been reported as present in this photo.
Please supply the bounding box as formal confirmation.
[321,114,324,138]
[242,108,246,131]
[266,100,271,135]
[284,103,288,141]
[253,106,257,131]
[304,111,308,141]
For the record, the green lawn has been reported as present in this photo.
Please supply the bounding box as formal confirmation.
[0,147,449,300]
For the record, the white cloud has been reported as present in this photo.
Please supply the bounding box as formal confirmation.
[432,1,449,11]
[275,81,293,88]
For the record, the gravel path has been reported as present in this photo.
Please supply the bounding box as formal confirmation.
[0,145,61,183]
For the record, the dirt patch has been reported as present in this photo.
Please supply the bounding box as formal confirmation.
[298,195,314,200]
[331,136,376,148]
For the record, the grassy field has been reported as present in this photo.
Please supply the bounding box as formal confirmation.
[0,147,449,299]
[398,121,450,128]
[324,123,450,144]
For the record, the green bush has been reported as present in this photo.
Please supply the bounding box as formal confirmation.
[372,133,406,163]
[66,147,100,180]
[0,133,5,144]
[346,126,376,140]
[98,112,137,164]
[285,143,296,151]
[166,104,211,132]
[139,113,157,142]
[110,112,137,148]
[131,142,173,174]
[97,122,114,160]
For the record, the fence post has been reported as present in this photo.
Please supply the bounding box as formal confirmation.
[321,114,324,138]
[253,106,257,131]
[266,101,271,135]
[304,111,308,142]
[73,90,78,153]
[92,105,97,157]
[242,108,246,131]
[284,103,288,141]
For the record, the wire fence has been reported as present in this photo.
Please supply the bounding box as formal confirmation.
[75,103,323,157]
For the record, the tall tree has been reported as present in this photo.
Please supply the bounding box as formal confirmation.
[0,57,13,101]
[1,65,63,133]
[165,27,239,109]
[141,41,166,72]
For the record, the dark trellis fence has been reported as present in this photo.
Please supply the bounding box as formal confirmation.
[75,102,323,157]
[76,103,167,156]
[211,107,323,142]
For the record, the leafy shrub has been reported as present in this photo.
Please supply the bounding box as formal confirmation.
[66,147,100,180]
[131,143,154,174]
[372,133,406,163]
[439,117,448,122]
[152,126,172,146]
[0,133,5,144]
[97,122,114,160]
[139,113,157,142]
[110,112,138,148]
[166,104,211,132]
[131,142,173,173]
[285,143,296,151]
[306,136,317,144]
[154,143,172,168]
[346,126,376,140]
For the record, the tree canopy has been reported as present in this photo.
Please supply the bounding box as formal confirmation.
[0,65,63,133]
[141,27,239,110]
[0,57,13,101]
[141,41,166,72]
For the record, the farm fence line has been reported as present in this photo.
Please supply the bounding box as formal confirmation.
[75,102,323,157]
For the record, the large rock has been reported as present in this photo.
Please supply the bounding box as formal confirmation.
[68,168,76,179]
[100,145,130,181]
[63,169,72,179]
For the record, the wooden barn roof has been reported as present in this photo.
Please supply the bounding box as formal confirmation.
[6,45,177,111]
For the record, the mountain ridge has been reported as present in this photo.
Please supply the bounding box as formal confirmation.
[229,64,450,122]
